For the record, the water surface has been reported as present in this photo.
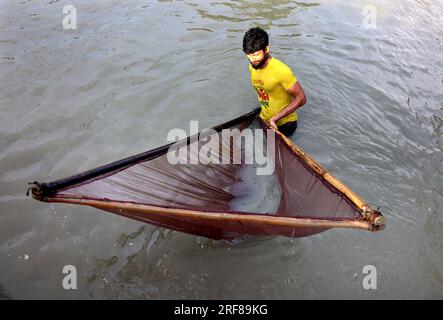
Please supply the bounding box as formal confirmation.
[0,0,442,299]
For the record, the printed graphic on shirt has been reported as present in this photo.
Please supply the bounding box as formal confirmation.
[255,87,269,108]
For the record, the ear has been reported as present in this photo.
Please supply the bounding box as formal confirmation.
[265,46,270,54]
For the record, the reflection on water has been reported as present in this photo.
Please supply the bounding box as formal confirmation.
[0,0,442,298]
[86,226,293,299]
[0,284,12,300]
[194,0,297,23]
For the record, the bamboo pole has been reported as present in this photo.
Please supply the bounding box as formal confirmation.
[44,197,379,231]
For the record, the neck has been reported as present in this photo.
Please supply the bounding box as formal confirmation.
[259,56,271,69]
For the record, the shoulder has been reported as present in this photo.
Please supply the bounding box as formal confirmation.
[271,58,298,89]
[271,58,294,74]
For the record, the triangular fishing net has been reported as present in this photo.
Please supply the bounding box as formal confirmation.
[30,108,384,239]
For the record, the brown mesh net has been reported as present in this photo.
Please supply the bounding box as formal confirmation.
[30,109,384,239]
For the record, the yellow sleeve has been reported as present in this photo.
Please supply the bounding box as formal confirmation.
[278,64,298,91]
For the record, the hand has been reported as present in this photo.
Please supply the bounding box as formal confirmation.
[269,118,278,131]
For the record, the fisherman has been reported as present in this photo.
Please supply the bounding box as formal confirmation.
[243,27,307,136]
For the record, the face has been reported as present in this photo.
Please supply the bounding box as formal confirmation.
[246,49,269,69]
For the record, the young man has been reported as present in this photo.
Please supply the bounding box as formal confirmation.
[243,27,307,136]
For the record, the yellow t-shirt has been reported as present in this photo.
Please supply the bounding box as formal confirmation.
[249,57,298,126]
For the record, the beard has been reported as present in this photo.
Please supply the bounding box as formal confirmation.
[250,53,270,70]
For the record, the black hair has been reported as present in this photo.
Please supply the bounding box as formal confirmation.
[242,27,269,54]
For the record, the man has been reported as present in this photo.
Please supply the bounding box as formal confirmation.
[243,27,307,136]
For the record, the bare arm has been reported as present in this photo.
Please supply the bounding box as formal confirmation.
[269,82,307,130]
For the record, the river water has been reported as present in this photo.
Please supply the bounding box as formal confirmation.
[0,0,442,299]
